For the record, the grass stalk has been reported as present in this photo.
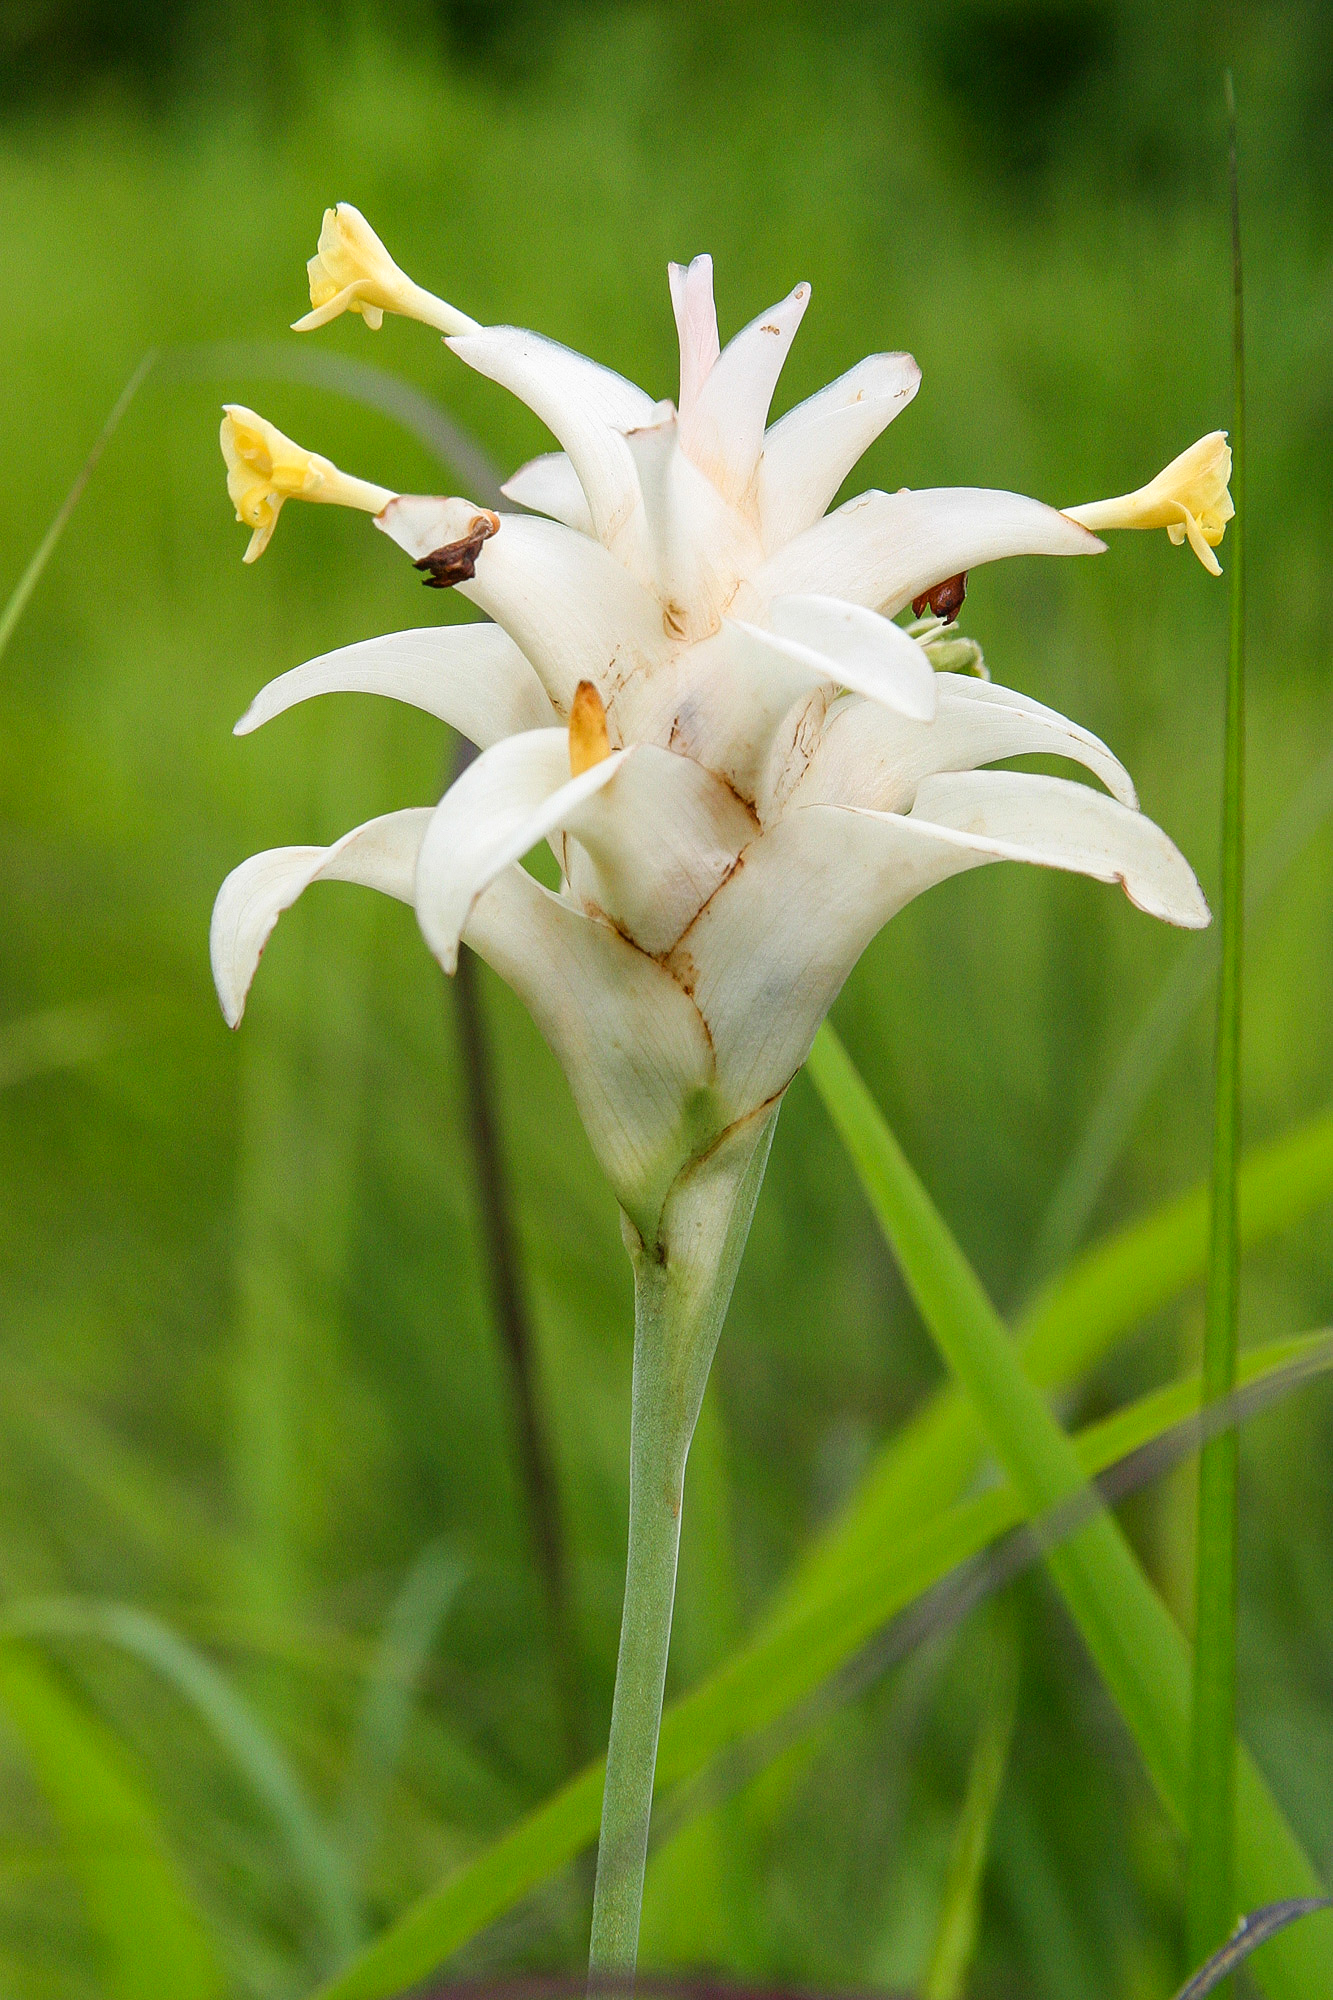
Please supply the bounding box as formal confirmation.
[922,1609,1019,2000]
[0,351,156,666]
[1024,740,1333,1292]
[804,1022,1331,2000]
[1186,73,1246,1973]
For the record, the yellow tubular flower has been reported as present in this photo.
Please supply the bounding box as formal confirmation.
[291,203,480,338]
[1064,431,1234,575]
[220,406,395,563]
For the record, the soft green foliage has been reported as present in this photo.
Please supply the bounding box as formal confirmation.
[311,1332,1333,2000]
[0,1645,222,2000]
[806,1023,1333,2000]
[2,5,1333,1996]
[2,1599,365,1967]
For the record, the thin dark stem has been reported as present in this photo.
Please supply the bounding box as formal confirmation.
[360,350,586,1774]
[1186,70,1245,1977]
[448,737,583,1769]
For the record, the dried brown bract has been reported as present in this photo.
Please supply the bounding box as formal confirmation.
[414,515,500,589]
[912,571,968,621]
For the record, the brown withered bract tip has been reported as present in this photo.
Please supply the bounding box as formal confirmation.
[568,680,611,777]
[414,510,500,589]
[912,571,968,622]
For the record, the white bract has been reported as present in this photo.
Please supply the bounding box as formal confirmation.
[214,218,1215,1249]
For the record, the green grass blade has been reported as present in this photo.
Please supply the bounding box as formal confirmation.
[2,1600,362,1971]
[782,1097,1333,1624]
[1187,73,1246,1972]
[805,1021,1332,2000]
[1026,738,1333,1290]
[0,352,155,666]
[922,1613,1019,2000]
[311,1329,1332,2000]
[340,1542,467,1877]
[0,1642,222,2000]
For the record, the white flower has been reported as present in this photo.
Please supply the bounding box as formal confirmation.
[214,241,1210,1248]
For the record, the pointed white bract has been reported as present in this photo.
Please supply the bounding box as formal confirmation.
[216,236,1212,1243]
[757,351,921,550]
[233,624,557,746]
[501,450,595,534]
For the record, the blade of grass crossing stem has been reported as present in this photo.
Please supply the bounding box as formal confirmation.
[780,1097,1333,1629]
[922,1610,1019,2000]
[1188,75,1246,1974]
[804,1020,1332,2000]
[0,352,156,665]
[0,1643,223,2000]
[310,1329,1333,2000]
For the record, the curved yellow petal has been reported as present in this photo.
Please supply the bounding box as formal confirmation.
[219,405,393,562]
[1065,431,1233,572]
[292,202,479,338]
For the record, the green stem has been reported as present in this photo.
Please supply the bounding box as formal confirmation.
[1187,72,1245,1974]
[587,1270,691,1974]
[588,1107,778,1977]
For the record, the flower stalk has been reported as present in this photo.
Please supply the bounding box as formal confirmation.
[589,1108,778,1975]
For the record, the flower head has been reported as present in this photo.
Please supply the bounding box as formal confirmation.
[214,220,1210,1248]
[292,202,479,338]
[1065,431,1234,575]
[220,405,393,561]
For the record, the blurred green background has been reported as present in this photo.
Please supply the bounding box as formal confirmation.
[1,1,1332,1994]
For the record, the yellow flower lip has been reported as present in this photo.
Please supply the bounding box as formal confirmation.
[220,405,394,562]
[291,202,480,339]
[1065,431,1234,575]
